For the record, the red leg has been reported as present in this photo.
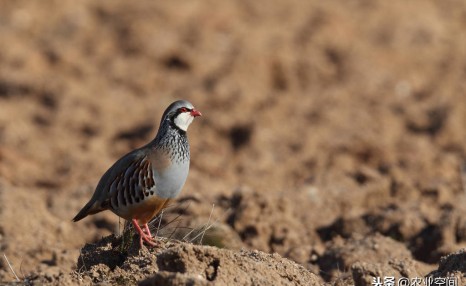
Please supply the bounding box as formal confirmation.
[131,219,156,247]
[144,224,153,239]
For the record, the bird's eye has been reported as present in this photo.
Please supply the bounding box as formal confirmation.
[179,107,188,113]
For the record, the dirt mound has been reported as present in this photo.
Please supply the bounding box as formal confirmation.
[28,235,322,285]
[427,249,466,286]
[318,233,431,284]
[317,200,466,264]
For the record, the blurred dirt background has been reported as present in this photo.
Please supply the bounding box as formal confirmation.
[1,0,466,285]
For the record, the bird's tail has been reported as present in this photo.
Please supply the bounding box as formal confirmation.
[72,200,101,222]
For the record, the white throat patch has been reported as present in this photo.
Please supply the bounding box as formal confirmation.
[174,112,194,131]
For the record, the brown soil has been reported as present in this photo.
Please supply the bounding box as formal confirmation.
[1,0,466,285]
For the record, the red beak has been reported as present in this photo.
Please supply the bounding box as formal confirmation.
[190,109,202,117]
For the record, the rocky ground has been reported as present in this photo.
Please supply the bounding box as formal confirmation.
[1,0,466,285]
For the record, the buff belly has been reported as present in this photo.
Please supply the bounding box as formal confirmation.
[113,195,171,225]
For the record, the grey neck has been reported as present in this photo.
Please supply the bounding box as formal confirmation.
[153,119,190,164]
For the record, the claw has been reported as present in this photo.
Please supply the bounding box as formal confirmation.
[132,219,156,247]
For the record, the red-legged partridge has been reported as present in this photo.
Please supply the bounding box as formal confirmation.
[73,100,202,247]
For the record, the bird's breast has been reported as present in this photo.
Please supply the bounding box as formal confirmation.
[153,160,189,199]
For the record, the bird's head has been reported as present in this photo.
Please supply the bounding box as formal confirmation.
[161,100,202,132]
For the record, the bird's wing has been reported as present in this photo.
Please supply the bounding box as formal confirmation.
[98,151,157,211]
[72,147,161,222]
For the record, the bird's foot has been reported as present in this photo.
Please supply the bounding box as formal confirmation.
[143,223,155,239]
[132,219,156,248]
[139,233,156,248]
